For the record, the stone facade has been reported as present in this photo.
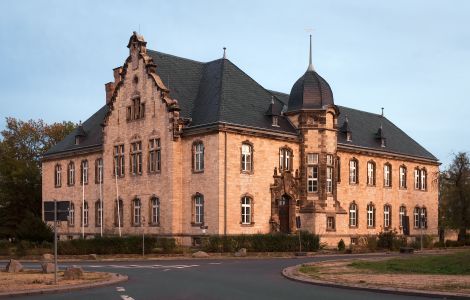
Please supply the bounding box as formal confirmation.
[42,33,439,246]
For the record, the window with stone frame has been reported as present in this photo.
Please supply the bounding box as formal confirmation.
[68,202,75,226]
[241,143,253,173]
[326,155,333,193]
[149,138,161,173]
[367,203,375,228]
[150,197,160,225]
[420,169,427,190]
[399,166,407,189]
[115,199,124,227]
[193,141,204,172]
[192,194,204,225]
[130,141,142,175]
[349,158,358,184]
[95,158,103,184]
[326,216,335,231]
[95,200,103,227]
[413,206,420,228]
[67,162,75,186]
[133,198,141,226]
[414,168,421,190]
[349,202,358,227]
[80,160,88,185]
[384,163,392,187]
[54,164,62,187]
[241,196,253,225]
[279,147,292,172]
[420,207,428,229]
[399,205,406,227]
[307,153,319,193]
[367,161,376,186]
[114,144,125,177]
[126,97,145,121]
[384,204,392,229]
[82,201,89,226]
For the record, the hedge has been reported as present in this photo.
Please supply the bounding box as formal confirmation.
[58,236,176,255]
[201,232,320,252]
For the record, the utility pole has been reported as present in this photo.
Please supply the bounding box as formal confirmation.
[54,199,58,285]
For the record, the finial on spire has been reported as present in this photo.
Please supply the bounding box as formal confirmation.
[381,107,384,117]
[223,47,227,59]
[307,34,314,71]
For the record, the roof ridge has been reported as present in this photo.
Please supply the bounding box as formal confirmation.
[147,49,204,65]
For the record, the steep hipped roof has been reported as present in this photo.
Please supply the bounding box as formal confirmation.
[287,70,334,112]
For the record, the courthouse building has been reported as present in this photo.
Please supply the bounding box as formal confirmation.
[42,32,439,245]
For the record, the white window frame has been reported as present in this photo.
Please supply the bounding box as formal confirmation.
[133,198,141,225]
[194,195,204,224]
[367,203,375,227]
[399,206,406,227]
[420,169,427,190]
[307,166,318,193]
[326,154,333,166]
[384,205,391,228]
[241,196,252,224]
[414,169,420,189]
[384,164,391,187]
[327,216,335,230]
[413,207,420,228]
[399,166,407,188]
[326,166,333,193]
[349,203,357,227]
[367,162,375,185]
[279,148,291,171]
[241,144,252,172]
[55,164,61,187]
[83,202,89,226]
[194,142,204,172]
[114,145,125,177]
[68,203,75,226]
[97,158,103,183]
[420,207,427,229]
[130,141,142,175]
[307,153,319,165]
[81,160,88,184]
[151,197,160,225]
[149,138,161,173]
[68,162,75,185]
[96,200,102,227]
[349,159,358,184]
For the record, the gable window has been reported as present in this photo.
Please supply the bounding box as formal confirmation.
[307,153,319,193]
[150,197,160,225]
[367,203,375,228]
[241,196,253,225]
[95,158,103,184]
[399,205,406,227]
[149,138,161,173]
[114,145,125,177]
[326,155,333,193]
[192,194,204,224]
[241,143,253,173]
[82,201,89,226]
[193,141,204,172]
[367,161,376,186]
[95,200,102,227]
[326,216,335,231]
[80,160,88,185]
[67,162,75,186]
[349,159,358,184]
[130,141,142,175]
[279,148,292,171]
[384,204,391,229]
[127,97,145,121]
[349,202,357,227]
[54,164,62,187]
[384,163,391,187]
[133,198,141,226]
[399,166,407,188]
[115,199,123,227]
[68,203,75,226]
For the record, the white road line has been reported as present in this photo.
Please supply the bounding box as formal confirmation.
[116,287,125,292]
[209,262,221,265]
[120,295,134,300]
[163,269,171,271]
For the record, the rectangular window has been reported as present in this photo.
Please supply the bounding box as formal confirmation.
[349,160,357,184]
[367,162,375,185]
[127,98,145,121]
[83,202,89,226]
[349,203,357,227]
[241,144,252,172]
[399,167,407,188]
[384,205,391,228]
[414,207,420,228]
[307,166,319,192]
[326,154,333,166]
[68,163,75,186]
[326,216,335,230]
[151,198,160,225]
[420,207,427,229]
[420,170,427,190]
[279,148,292,171]
[149,138,161,173]
[114,145,125,177]
[96,201,102,227]
[241,197,252,224]
[194,195,204,224]
[80,160,88,184]
[68,203,75,226]
[130,141,142,175]
[133,199,141,225]
[194,142,204,172]
[96,158,103,184]
[384,164,391,187]
[399,206,406,227]
[326,166,333,193]
[367,204,375,227]
[414,169,420,189]
[55,165,62,187]
[307,153,319,165]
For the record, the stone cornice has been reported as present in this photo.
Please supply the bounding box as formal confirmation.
[41,145,103,162]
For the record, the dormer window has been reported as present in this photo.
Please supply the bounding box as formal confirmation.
[346,132,352,142]
[272,116,279,127]
[75,136,80,145]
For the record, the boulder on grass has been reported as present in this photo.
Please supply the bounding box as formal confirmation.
[42,253,54,261]
[234,248,247,257]
[192,251,209,258]
[88,254,98,260]
[63,266,83,280]
[6,259,23,273]
[41,262,55,274]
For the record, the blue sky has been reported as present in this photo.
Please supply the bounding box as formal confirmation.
[0,0,469,168]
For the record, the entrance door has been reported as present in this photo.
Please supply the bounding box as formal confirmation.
[279,195,290,233]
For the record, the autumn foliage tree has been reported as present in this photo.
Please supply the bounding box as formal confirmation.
[0,117,75,240]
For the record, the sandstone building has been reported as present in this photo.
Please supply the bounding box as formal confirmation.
[42,32,439,245]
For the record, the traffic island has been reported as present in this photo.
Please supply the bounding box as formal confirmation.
[0,269,127,297]
[283,250,470,299]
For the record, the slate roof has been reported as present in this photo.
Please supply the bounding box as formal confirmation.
[287,70,334,112]
[44,50,437,162]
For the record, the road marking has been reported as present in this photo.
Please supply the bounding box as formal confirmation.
[120,295,134,300]
[85,264,200,270]
[209,262,221,265]
[163,269,171,271]
[116,287,125,292]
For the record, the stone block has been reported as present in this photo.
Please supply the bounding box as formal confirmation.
[234,248,247,257]
[41,262,55,274]
[192,251,209,258]
[63,266,84,280]
[5,259,23,273]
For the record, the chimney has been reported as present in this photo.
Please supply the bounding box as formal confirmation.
[105,67,123,104]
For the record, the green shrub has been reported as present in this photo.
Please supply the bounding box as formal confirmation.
[445,239,465,247]
[411,235,434,249]
[357,235,378,251]
[377,230,406,250]
[337,239,345,251]
[15,213,53,243]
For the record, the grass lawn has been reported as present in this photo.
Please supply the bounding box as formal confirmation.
[350,250,470,275]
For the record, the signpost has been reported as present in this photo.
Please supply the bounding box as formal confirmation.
[44,200,70,285]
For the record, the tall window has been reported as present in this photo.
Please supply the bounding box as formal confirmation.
[193,141,204,172]
[133,198,141,225]
[349,202,357,227]
[130,141,142,175]
[399,205,406,227]
[80,160,88,184]
[279,148,292,171]
[149,138,161,173]
[384,163,391,187]
[413,207,420,228]
[326,216,335,230]
[421,207,427,229]
[95,200,102,227]
[414,168,420,189]
[336,157,341,183]
[193,194,204,224]
[399,166,407,188]
[349,159,358,184]
[115,199,123,227]
[241,143,253,172]
[241,196,252,224]
[150,197,160,225]
[68,162,75,186]
[114,144,125,177]
[420,169,427,190]
[68,203,75,226]
[82,201,89,226]
[307,153,319,193]
[54,164,62,187]
[95,158,103,184]
[367,161,376,186]
[384,204,391,228]
[326,154,333,193]
[367,203,375,227]
[127,97,145,121]
[414,168,427,190]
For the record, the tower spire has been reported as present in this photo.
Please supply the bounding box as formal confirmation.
[307,34,314,71]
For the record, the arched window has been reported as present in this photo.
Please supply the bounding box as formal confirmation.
[192,194,204,224]
[68,162,75,186]
[349,159,358,184]
[80,160,89,184]
[420,207,427,229]
[54,164,62,187]
[413,206,420,229]
[399,166,407,188]
[349,202,357,227]
[133,198,141,225]
[241,196,253,225]
[82,201,89,226]
[150,197,160,225]
[115,199,124,227]
[279,147,292,171]
[384,204,391,228]
[95,200,102,227]
[399,205,406,227]
[384,163,391,187]
[68,203,75,226]
[95,158,103,184]
[367,161,376,186]
[193,141,204,172]
[367,203,375,228]
[241,143,253,172]
[420,169,427,190]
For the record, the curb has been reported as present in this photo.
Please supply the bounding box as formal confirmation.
[0,272,128,298]
[282,264,470,300]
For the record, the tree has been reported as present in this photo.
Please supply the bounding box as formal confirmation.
[440,152,470,241]
[0,117,75,240]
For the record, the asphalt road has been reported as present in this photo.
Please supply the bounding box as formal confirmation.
[4,255,439,300]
